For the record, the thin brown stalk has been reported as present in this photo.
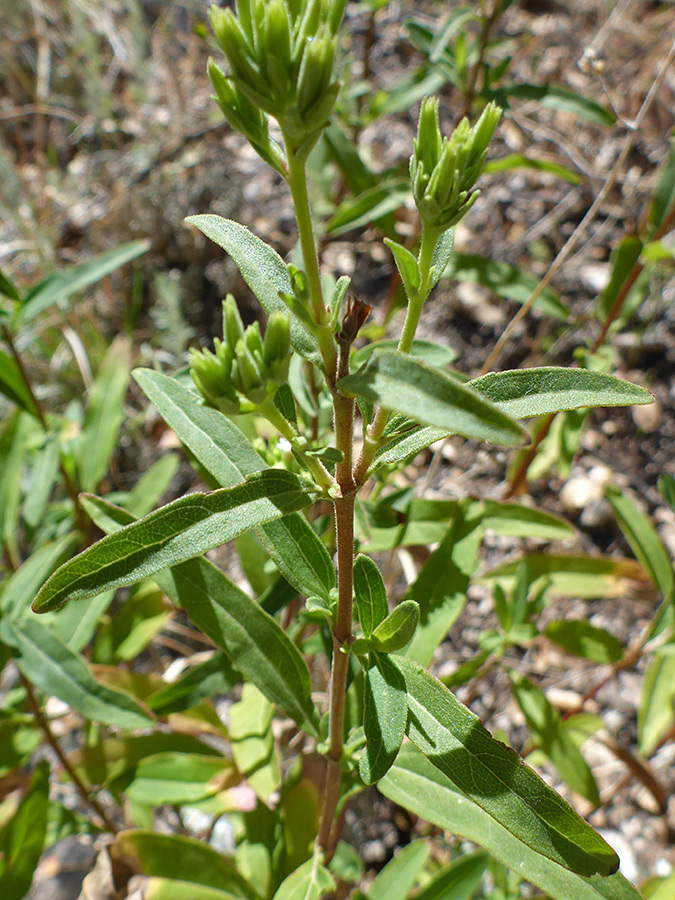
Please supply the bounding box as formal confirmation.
[20,673,120,834]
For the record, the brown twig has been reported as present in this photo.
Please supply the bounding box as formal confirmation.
[19,673,120,834]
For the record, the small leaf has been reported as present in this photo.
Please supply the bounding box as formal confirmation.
[271,855,335,900]
[134,369,334,600]
[18,241,149,324]
[469,367,652,419]
[412,852,488,900]
[442,254,567,319]
[509,672,600,805]
[74,338,132,493]
[327,180,410,235]
[638,653,675,756]
[366,842,429,900]
[185,216,321,365]
[392,656,618,877]
[429,228,454,288]
[338,351,526,446]
[0,618,153,729]
[0,761,50,900]
[495,83,615,127]
[407,500,484,666]
[354,554,388,639]
[369,424,449,473]
[429,7,477,61]
[596,236,643,322]
[545,620,623,664]
[113,831,257,899]
[379,745,642,900]
[0,350,39,417]
[353,340,456,370]
[649,137,675,233]
[384,238,420,294]
[606,486,674,600]
[483,154,581,184]
[33,470,317,613]
[370,601,420,652]
[0,268,22,303]
[360,652,407,784]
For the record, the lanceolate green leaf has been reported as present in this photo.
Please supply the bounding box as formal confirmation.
[271,854,335,900]
[366,841,429,900]
[407,501,484,666]
[338,351,525,446]
[412,852,488,900]
[638,654,675,757]
[17,240,149,325]
[123,753,233,805]
[369,424,449,473]
[509,672,600,806]
[77,494,317,731]
[494,83,615,127]
[606,486,674,600]
[134,369,334,600]
[360,652,407,785]
[354,554,388,639]
[0,350,39,417]
[392,656,618,877]
[468,367,652,419]
[379,745,642,900]
[185,216,322,366]
[75,338,132,493]
[0,618,153,730]
[33,469,317,613]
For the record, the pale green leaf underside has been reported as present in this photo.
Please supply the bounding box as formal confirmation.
[379,745,641,900]
[393,656,618,878]
[185,215,322,366]
[33,470,317,613]
[469,367,652,419]
[338,351,525,446]
[134,369,335,600]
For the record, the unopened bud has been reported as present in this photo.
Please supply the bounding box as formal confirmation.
[222,295,245,353]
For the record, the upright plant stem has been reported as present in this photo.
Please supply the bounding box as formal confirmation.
[285,141,338,376]
[318,339,356,856]
[353,228,437,484]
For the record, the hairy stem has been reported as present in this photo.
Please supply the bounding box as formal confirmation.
[20,673,119,833]
[317,338,356,856]
[285,141,338,376]
[353,227,438,484]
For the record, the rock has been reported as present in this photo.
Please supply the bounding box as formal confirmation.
[632,399,660,433]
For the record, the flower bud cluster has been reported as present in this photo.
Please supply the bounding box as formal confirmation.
[190,296,291,415]
[410,98,502,232]
[208,0,347,158]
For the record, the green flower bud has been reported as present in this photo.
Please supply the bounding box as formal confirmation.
[411,98,502,231]
[263,310,292,384]
[296,27,334,116]
[234,338,267,404]
[244,320,265,369]
[369,600,420,653]
[289,265,309,301]
[209,6,266,95]
[189,347,240,415]
[222,295,245,353]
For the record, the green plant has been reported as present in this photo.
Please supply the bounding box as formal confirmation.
[1,2,672,899]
